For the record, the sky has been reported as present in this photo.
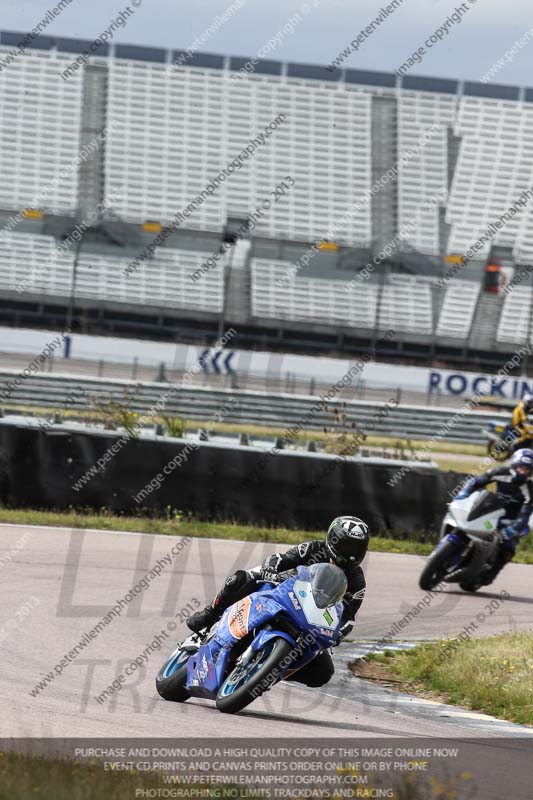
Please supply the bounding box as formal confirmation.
[3,0,533,85]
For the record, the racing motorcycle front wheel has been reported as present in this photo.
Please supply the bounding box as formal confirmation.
[216,637,293,714]
[419,539,459,591]
[487,439,512,462]
[156,648,192,702]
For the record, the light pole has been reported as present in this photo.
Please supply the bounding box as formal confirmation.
[525,264,533,376]
[372,260,388,354]
[218,239,236,342]
[66,232,84,332]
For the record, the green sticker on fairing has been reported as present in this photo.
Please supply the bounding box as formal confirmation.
[484,520,493,530]
[323,609,333,625]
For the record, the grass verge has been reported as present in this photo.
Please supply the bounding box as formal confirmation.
[0,751,195,800]
[0,507,435,555]
[0,750,478,800]
[1,507,533,563]
[363,632,533,725]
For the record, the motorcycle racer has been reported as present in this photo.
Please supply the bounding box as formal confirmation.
[186,515,369,687]
[456,448,533,584]
[510,393,533,451]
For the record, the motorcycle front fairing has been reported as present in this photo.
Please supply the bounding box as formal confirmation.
[185,637,232,699]
[185,579,296,699]
[186,566,343,697]
[433,491,503,583]
[446,491,504,540]
[249,571,343,676]
[438,505,468,560]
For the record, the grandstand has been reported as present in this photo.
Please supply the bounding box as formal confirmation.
[1,31,533,368]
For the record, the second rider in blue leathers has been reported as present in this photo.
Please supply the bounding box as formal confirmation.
[456,448,533,584]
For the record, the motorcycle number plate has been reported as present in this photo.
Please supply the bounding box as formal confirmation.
[292,580,339,629]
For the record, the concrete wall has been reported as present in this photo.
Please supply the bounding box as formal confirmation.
[0,421,464,534]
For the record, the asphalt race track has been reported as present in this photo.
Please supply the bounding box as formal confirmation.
[1,523,532,742]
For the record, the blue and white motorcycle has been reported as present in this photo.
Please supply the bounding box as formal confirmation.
[156,563,346,714]
[419,489,516,592]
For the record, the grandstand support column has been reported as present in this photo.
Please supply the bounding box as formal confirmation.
[370,96,398,255]
[76,65,109,224]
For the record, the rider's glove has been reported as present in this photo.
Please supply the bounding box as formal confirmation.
[339,621,354,640]
[259,567,295,584]
[259,568,279,583]
[455,477,477,501]
[503,507,531,540]
[331,622,353,647]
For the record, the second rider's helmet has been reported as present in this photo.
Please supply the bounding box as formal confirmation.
[510,448,533,477]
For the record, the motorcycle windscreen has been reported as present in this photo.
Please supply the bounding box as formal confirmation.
[467,492,503,521]
[292,579,341,631]
[309,563,347,609]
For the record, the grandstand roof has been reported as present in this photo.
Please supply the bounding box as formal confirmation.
[1,29,531,102]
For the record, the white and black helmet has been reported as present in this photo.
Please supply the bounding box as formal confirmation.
[326,516,370,567]
[523,393,533,410]
[510,448,533,475]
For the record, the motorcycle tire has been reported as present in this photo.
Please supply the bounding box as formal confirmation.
[487,440,511,462]
[216,636,293,714]
[419,539,459,591]
[156,649,191,702]
[459,580,481,593]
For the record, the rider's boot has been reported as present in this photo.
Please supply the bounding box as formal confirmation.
[186,570,256,634]
[186,601,221,634]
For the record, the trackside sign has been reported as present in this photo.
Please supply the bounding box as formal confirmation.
[428,370,533,399]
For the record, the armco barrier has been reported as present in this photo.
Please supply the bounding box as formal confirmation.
[0,370,508,444]
[0,419,464,533]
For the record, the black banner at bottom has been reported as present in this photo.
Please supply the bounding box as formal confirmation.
[2,738,532,800]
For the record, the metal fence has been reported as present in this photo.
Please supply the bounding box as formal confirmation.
[0,369,507,445]
[0,351,473,409]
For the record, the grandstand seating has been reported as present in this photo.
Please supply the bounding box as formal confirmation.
[3,34,533,352]
[0,232,74,295]
[251,264,490,342]
[105,58,373,245]
[436,279,480,339]
[0,49,83,214]
[252,261,439,337]
[0,232,223,312]
[251,258,377,328]
[447,98,533,261]
[397,92,454,256]
[76,248,223,312]
[1,35,533,262]
[497,286,533,345]
[377,274,433,335]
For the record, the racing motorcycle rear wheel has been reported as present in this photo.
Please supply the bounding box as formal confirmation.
[459,580,482,592]
[216,637,293,714]
[156,648,191,702]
